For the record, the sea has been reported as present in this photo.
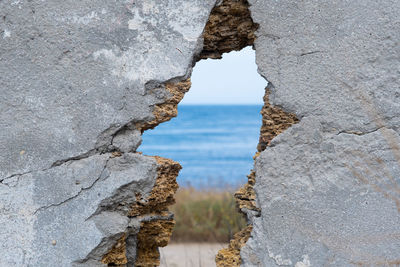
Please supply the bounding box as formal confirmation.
[140,105,262,190]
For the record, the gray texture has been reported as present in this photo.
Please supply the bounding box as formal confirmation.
[0,0,214,179]
[242,0,400,266]
[2,0,400,266]
[0,0,215,266]
[0,152,158,266]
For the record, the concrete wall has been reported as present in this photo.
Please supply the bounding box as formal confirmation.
[1,0,399,266]
[242,0,400,266]
[0,1,214,266]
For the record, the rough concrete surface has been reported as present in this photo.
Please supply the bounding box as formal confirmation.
[242,0,400,266]
[1,0,400,266]
[0,0,215,266]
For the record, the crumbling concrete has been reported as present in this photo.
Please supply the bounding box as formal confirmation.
[240,0,400,266]
[216,88,299,267]
[1,0,399,266]
[0,0,214,266]
[199,0,257,60]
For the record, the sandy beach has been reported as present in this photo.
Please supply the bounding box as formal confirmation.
[160,243,228,267]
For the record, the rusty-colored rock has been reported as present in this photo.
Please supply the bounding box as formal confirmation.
[128,1,295,265]
[125,157,181,266]
[101,234,128,266]
[129,157,181,217]
[217,89,298,266]
[257,88,299,152]
[215,225,253,266]
[137,79,191,132]
[199,0,258,60]
[100,156,180,266]
[234,170,260,214]
[135,220,175,267]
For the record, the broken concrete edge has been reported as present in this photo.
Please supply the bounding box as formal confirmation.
[198,0,258,60]
[129,157,181,217]
[94,78,193,158]
[72,154,179,266]
[96,152,182,266]
[12,77,191,179]
[104,79,188,265]
[50,59,194,265]
[88,18,195,267]
[99,0,266,264]
[135,79,192,133]
[215,85,299,266]
[135,219,175,267]
[215,225,253,266]
[68,75,190,266]
[257,85,300,152]
[131,157,181,266]
[100,217,176,267]
[101,233,128,265]
[62,152,177,267]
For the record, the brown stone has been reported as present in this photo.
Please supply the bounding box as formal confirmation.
[257,88,299,152]
[216,89,298,266]
[199,0,258,60]
[137,79,191,132]
[129,157,181,217]
[234,170,260,214]
[101,234,128,266]
[135,220,175,267]
[215,225,253,266]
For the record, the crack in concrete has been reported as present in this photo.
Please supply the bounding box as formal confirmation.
[32,157,111,215]
[336,126,387,136]
[1,171,33,183]
[50,149,101,168]
[0,174,22,187]
[299,50,325,56]
[2,124,138,182]
[2,149,108,184]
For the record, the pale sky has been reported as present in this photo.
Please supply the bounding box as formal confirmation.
[181,46,266,105]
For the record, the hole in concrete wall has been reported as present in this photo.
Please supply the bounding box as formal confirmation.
[140,47,265,266]
[128,0,299,265]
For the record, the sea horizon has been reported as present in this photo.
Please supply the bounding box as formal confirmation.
[140,104,262,189]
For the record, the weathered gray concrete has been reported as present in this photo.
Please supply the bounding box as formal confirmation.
[0,1,215,266]
[2,0,400,266]
[0,0,214,179]
[1,153,157,266]
[243,0,400,266]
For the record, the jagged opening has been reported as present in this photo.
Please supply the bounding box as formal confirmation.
[138,0,265,264]
[141,48,264,266]
[100,1,298,266]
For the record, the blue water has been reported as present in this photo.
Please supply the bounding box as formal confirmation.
[140,105,262,189]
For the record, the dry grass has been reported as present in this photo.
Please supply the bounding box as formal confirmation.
[169,187,247,243]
